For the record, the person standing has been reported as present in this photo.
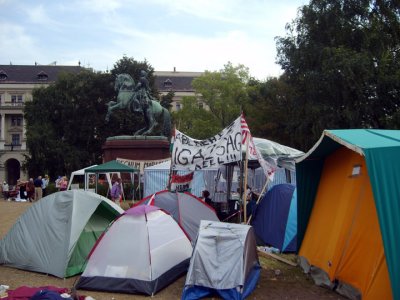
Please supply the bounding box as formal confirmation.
[111,178,122,206]
[41,175,49,197]
[59,176,68,191]
[202,190,213,206]
[26,178,35,202]
[2,181,9,200]
[34,176,43,201]
[18,180,27,200]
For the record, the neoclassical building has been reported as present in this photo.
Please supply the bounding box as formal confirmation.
[0,65,201,186]
[0,64,83,186]
[154,69,203,111]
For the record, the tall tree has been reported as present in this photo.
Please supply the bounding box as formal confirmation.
[172,96,220,139]
[191,62,251,128]
[275,0,400,150]
[245,77,302,150]
[24,70,114,178]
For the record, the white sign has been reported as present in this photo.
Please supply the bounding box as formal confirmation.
[116,157,170,174]
[172,117,242,170]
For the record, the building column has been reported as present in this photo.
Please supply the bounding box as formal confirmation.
[22,116,26,150]
[0,113,5,148]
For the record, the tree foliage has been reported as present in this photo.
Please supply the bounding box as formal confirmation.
[172,96,221,139]
[191,62,251,128]
[274,0,400,150]
[24,70,113,178]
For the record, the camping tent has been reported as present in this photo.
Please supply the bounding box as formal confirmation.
[253,137,304,171]
[296,129,400,300]
[84,160,139,197]
[67,165,100,190]
[0,190,124,278]
[135,190,219,241]
[182,220,261,300]
[143,160,297,199]
[251,183,297,252]
[143,160,216,197]
[76,205,193,296]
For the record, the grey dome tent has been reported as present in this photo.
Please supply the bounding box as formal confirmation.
[0,190,124,278]
[76,205,193,296]
[182,220,261,300]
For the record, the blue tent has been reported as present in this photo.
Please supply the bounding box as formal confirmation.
[251,183,297,252]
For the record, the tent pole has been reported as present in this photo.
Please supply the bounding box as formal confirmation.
[243,134,250,224]
[246,175,270,225]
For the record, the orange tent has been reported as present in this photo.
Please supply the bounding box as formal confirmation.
[296,130,400,300]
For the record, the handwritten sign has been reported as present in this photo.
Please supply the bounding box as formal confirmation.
[116,157,170,174]
[170,172,194,192]
[172,117,242,170]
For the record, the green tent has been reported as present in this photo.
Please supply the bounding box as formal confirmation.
[0,190,124,278]
[85,160,139,173]
[84,160,140,198]
[296,129,400,300]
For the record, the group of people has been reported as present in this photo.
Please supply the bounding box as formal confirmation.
[1,174,72,202]
[201,185,258,220]
[1,175,50,202]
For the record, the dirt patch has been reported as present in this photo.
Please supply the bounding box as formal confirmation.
[0,200,345,300]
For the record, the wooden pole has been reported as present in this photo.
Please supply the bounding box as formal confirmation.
[167,126,176,190]
[246,175,270,225]
[243,134,250,223]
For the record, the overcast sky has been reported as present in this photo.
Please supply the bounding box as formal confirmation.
[1,0,308,80]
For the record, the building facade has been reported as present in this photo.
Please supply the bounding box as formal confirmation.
[154,69,203,111]
[0,65,82,186]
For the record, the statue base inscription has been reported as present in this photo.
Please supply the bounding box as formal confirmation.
[102,136,170,162]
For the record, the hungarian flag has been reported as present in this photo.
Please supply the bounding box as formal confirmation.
[169,172,194,193]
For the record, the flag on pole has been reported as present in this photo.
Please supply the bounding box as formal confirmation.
[241,114,276,179]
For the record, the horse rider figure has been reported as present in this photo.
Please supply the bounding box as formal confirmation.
[135,70,152,111]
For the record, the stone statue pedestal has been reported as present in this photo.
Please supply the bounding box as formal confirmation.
[102,136,170,162]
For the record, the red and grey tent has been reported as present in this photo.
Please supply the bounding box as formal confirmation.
[135,190,219,241]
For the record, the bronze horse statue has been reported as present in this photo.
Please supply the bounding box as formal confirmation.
[106,73,171,137]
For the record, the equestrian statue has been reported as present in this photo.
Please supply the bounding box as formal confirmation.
[105,72,171,137]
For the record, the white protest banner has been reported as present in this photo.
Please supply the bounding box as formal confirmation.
[172,116,242,170]
[116,157,171,174]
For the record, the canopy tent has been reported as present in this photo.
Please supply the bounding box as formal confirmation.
[143,160,217,197]
[252,137,304,171]
[84,160,139,198]
[296,129,400,300]
[67,165,103,190]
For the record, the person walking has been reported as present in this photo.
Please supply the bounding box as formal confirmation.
[111,178,122,206]
[34,176,43,201]
[41,175,49,197]
[2,181,9,200]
